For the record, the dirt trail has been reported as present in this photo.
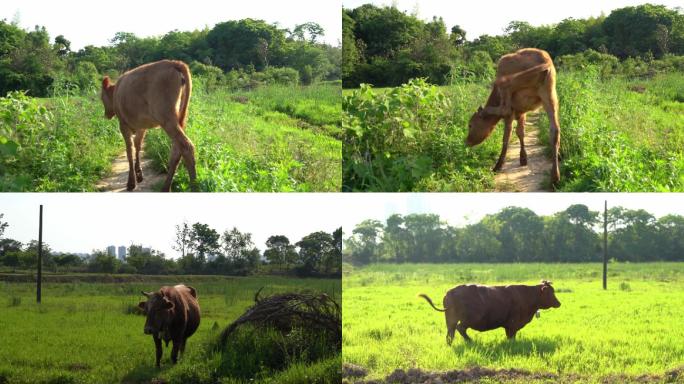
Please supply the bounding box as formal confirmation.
[96,151,166,192]
[494,113,552,192]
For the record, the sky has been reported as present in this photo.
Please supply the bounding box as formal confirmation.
[338,193,684,232]
[0,194,341,258]
[0,0,341,50]
[342,0,683,39]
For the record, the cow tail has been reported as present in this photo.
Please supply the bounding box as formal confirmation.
[174,62,192,128]
[418,294,446,312]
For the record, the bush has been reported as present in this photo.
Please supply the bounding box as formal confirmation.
[343,78,453,191]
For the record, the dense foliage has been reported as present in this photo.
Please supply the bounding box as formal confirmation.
[344,205,684,265]
[343,3,684,87]
[0,214,342,277]
[0,18,340,97]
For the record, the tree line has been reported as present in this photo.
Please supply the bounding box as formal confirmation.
[0,214,342,277]
[344,205,684,265]
[343,3,684,87]
[0,18,341,97]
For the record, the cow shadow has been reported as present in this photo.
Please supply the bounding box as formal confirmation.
[120,364,168,384]
[451,335,559,361]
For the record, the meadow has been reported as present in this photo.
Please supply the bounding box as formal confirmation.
[342,263,684,383]
[0,274,341,384]
[342,71,684,192]
[0,80,341,192]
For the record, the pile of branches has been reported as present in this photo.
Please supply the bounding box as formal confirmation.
[218,288,341,347]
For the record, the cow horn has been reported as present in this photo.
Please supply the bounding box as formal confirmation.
[141,290,152,297]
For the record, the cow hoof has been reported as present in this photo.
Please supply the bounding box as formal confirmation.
[136,174,144,183]
[127,183,136,191]
[520,158,527,166]
[492,165,503,172]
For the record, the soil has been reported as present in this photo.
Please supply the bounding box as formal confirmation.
[342,364,684,384]
[96,150,166,192]
[494,113,552,192]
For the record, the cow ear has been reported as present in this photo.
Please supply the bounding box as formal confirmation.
[162,299,174,310]
[138,301,146,310]
[102,76,110,88]
[477,106,483,113]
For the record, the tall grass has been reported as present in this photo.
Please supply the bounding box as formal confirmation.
[539,70,684,191]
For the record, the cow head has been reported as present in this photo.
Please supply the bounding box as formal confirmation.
[465,106,501,146]
[538,280,561,309]
[100,77,116,119]
[138,291,174,336]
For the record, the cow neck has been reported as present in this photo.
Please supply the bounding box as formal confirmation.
[525,285,543,317]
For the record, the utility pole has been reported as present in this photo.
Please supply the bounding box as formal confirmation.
[37,205,43,303]
[603,200,608,290]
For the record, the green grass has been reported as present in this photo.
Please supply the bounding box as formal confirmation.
[0,81,341,192]
[0,275,341,384]
[545,71,684,191]
[343,263,684,382]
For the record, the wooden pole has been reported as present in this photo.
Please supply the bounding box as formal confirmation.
[603,200,607,290]
[37,205,43,303]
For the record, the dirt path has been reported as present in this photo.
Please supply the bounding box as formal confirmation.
[96,151,166,192]
[494,113,552,192]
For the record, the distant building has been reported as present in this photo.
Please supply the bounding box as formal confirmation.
[107,245,116,257]
[118,246,126,261]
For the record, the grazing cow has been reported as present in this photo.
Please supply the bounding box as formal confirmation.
[101,60,196,192]
[138,284,201,367]
[419,280,560,345]
[465,48,561,185]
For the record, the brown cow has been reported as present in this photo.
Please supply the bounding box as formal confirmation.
[101,60,196,192]
[138,284,201,367]
[419,280,560,345]
[465,48,561,185]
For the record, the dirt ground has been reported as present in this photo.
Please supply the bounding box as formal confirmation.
[96,150,166,192]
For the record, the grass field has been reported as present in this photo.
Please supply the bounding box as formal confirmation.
[342,71,684,192]
[0,80,341,192]
[0,274,341,384]
[342,263,684,383]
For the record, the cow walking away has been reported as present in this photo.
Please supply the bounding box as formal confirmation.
[419,280,560,345]
[138,284,201,367]
[101,60,196,192]
[465,48,561,185]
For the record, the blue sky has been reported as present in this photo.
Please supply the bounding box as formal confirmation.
[1,0,341,50]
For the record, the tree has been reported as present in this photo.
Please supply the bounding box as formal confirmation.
[173,221,192,258]
[0,213,8,238]
[450,25,466,46]
[264,235,295,270]
[189,222,220,264]
[296,231,335,275]
[292,22,325,44]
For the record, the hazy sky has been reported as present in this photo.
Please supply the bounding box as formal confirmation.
[342,0,683,39]
[0,0,341,50]
[338,193,684,232]
[0,194,341,257]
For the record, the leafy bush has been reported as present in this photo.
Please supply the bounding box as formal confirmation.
[344,78,486,191]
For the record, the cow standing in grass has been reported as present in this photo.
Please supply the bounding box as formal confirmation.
[465,48,561,185]
[419,280,561,345]
[101,60,196,192]
[138,284,201,367]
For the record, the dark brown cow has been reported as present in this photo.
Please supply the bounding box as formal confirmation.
[465,48,561,185]
[419,280,560,345]
[101,60,196,192]
[138,284,201,367]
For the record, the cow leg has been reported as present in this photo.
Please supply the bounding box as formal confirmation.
[540,79,561,185]
[119,124,136,191]
[171,339,181,364]
[456,323,471,342]
[516,113,527,166]
[134,129,147,183]
[179,338,187,355]
[153,335,163,368]
[162,121,197,192]
[505,328,517,340]
[493,116,514,172]
[162,142,182,192]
